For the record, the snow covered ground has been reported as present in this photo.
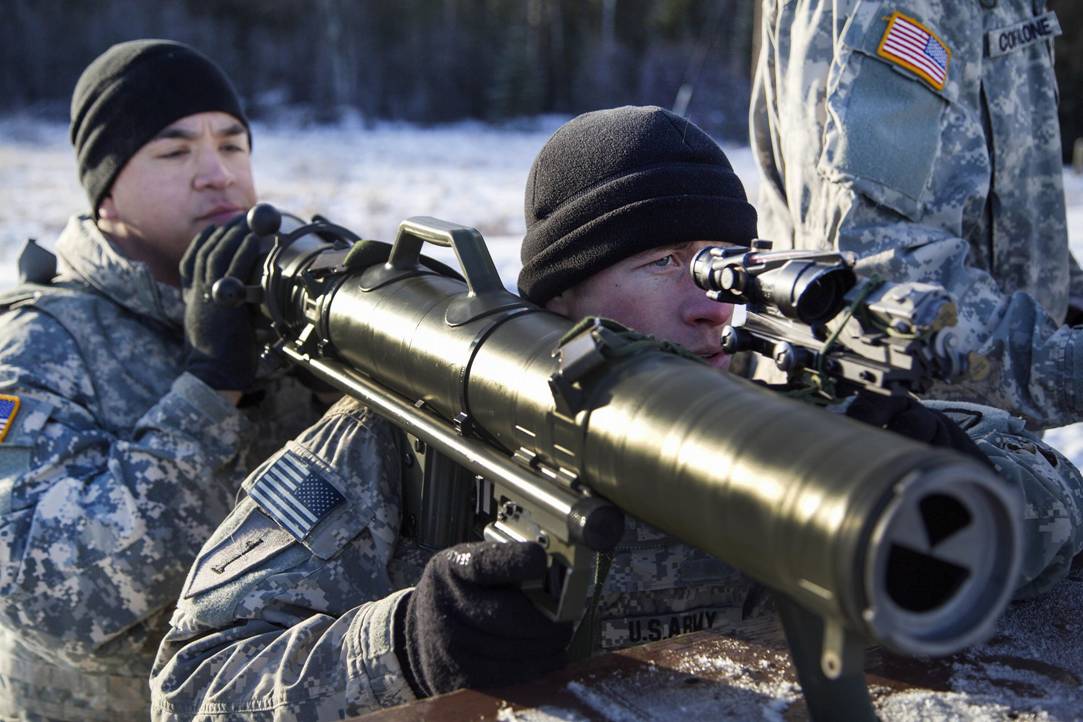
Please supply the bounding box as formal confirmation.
[3,115,1083,462]
[0,115,575,290]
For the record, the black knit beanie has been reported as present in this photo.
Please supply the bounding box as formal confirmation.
[518,106,757,305]
[70,39,250,217]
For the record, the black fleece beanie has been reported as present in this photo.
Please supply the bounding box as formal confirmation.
[518,106,757,305]
[70,39,250,217]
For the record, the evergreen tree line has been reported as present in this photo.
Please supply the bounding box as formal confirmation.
[1051,1,1083,165]
[1,0,754,139]
[3,0,1080,155]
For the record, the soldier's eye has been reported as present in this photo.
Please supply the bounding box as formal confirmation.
[650,255,675,268]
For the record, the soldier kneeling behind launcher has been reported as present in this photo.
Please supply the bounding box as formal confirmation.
[0,40,328,722]
[149,107,1083,721]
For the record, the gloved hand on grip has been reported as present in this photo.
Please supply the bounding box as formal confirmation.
[393,541,574,698]
[180,215,262,391]
[845,392,992,468]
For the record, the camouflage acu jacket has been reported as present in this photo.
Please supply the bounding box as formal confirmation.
[751,0,1078,428]
[0,216,325,721]
[149,395,1083,721]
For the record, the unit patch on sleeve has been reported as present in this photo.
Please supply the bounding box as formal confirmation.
[987,12,1061,58]
[877,11,951,91]
[248,449,346,541]
[0,395,21,442]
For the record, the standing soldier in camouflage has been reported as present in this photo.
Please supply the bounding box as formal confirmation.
[0,40,326,720]
[149,106,1083,721]
[752,1,1076,428]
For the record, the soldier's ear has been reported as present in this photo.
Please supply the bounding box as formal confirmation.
[98,195,118,221]
[545,292,571,316]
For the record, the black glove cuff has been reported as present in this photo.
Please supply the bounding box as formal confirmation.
[392,590,428,699]
[845,393,994,469]
[185,354,251,391]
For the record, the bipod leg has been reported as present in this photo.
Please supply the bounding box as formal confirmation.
[774,593,878,722]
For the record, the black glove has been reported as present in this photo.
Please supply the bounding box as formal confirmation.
[394,541,574,698]
[180,215,262,391]
[845,392,992,468]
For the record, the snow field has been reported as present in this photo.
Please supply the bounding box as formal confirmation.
[2,116,1083,462]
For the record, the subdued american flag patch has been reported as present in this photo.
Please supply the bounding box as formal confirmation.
[0,394,20,443]
[249,450,345,541]
[877,12,950,91]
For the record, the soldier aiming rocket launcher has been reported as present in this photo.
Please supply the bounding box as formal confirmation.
[214,204,1020,722]
[691,240,968,399]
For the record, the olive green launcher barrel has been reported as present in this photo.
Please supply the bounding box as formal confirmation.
[266,212,1021,659]
[470,315,1020,657]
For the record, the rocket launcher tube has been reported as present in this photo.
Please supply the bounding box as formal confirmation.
[236,205,1022,719]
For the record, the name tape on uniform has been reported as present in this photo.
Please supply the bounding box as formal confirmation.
[988,12,1061,58]
[599,606,741,650]
[877,11,951,91]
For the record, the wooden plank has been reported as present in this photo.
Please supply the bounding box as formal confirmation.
[358,565,1083,721]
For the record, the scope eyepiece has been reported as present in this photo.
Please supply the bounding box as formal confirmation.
[767,260,854,324]
[692,246,856,324]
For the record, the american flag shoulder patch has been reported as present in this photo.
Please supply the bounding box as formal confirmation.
[877,11,951,91]
[0,394,21,443]
[249,450,346,541]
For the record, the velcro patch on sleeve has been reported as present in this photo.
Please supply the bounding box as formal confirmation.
[877,11,951,91]
[0,395,21,443]
[183,506,298,599]
[249,449,346,541]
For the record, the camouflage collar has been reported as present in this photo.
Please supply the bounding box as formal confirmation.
[54,215,184,329]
